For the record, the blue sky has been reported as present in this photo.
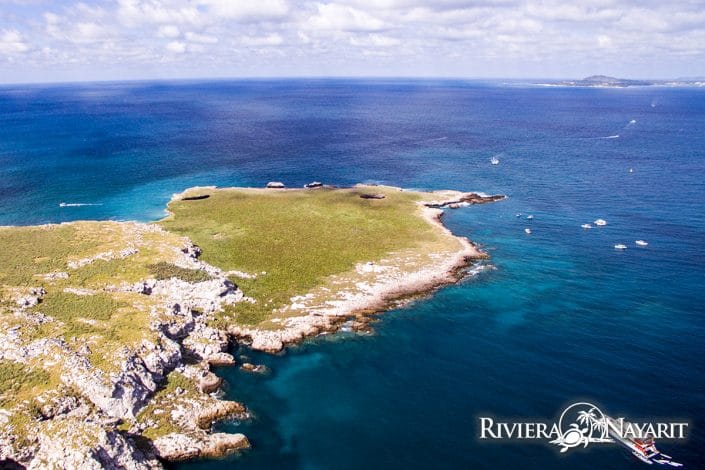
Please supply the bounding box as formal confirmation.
[0,0,704,83]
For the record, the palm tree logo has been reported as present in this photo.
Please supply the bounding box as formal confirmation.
[551,402,613,453]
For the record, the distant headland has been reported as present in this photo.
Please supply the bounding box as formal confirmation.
[537,75,705,88]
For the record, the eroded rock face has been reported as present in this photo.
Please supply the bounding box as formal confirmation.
[0,229,250,468]
[30,424,161,470]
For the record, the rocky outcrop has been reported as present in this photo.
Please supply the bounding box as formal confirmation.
[0,227,251,468]
[207,352,236,366]
[198,372,222,394]
[152,433,249,461]
[424,192,505,209]
[30,425,161,470]
[240,363,269,374]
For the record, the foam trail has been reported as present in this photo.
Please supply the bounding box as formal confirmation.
[59,202,103,207]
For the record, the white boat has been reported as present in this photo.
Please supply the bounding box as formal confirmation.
[614,244,627,250]
[635,240,648,246]
[594,219,607,226]
[629,168,634,173]
[516,213,522,217]
[581,224,592,229]
[526,215,534,220]
[604,416,682,466]
[524,228,532,234]
[490,156,500,165]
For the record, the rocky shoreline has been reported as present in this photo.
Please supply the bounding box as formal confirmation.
[228,192,503,353]
[0,186,503,469]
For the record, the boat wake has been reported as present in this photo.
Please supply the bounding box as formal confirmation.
[59,202,103,207]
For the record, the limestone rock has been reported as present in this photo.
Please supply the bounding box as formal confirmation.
[152,432,249,461]
[207,352,236,366]
[198,372,222,394]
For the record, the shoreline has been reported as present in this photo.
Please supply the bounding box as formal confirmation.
[0,184,504,467]
[218,186,503,353]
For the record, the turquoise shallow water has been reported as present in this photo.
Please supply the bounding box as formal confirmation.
[1,80,704,468]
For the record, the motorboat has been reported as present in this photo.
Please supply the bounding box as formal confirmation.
[604,416,682,466]
[635,240,648,247]
[581,224,592,229]
[490,156,500,165]
[524,228,532,234]
[614,244,627,250]
[526,215,534,220]
[594,219,607,226]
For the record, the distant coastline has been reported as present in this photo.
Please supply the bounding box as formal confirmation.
[535,74,705,88]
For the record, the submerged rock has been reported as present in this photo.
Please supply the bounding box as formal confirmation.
[240,363,269,375]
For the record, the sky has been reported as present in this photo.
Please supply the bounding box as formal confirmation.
[0,0,704,83]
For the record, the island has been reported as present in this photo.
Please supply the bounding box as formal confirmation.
[537,75,705,88]
[0,184,503,468]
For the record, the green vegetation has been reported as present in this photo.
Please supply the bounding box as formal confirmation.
[147,262,213,283]
[136,371,197,440]
[0,360,50,406]
[0,224,102,286]
[37,291,125,323]
[160,186,446,325]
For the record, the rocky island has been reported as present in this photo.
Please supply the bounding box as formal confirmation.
[0,184,503,468]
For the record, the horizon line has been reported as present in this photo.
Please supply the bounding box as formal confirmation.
[1,74,701,88]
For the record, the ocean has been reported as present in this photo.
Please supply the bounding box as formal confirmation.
[1,79,703,469]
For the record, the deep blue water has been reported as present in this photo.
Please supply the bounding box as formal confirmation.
[1,80,704,469]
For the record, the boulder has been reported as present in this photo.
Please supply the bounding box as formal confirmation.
[240,363,268,374]
[198,372,222,393]
[207,352,236,367]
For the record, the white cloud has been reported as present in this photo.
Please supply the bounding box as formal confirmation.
[2,0,705,81]
[157,25,180,38]
[239,33,284,47]
[0,29,29,54]
[200,0,290,22]
[349,33,400,47]
[306,3,387,31]
[185,31,218,44]
[165,40,186,53]
[597,34,612,48]
[117,0,201,26]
